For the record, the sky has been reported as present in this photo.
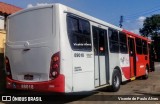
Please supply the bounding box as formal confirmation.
[1,0,160,34]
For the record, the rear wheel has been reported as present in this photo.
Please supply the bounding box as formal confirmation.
[142,67,149,79]
[110,70,121,92]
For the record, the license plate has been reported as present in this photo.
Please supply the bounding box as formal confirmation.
[21,84,34,90]
[24,74,33,80]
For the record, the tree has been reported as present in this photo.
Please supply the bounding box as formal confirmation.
[139,14,160,38]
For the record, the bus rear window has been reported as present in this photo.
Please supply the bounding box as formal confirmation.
[8,8,52,42]
[67,16,91,51]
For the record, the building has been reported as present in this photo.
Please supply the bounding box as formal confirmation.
[0,2,22,68]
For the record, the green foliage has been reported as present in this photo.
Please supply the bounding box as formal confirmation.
[140,14,160,38]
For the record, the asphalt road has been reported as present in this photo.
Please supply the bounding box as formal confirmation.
[0,63,160,104]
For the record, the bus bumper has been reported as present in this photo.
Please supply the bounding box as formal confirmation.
[6,75,65,93]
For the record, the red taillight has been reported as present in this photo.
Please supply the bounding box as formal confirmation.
[50,52,60,79]
[5,56,12,79]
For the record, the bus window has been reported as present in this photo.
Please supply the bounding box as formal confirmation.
[119,32,128,53]
[109,28,119,53]
[93,27,98,55]
[135,38,142,54]
[142,40,148,55]
[67,16,91,51]
[128,38,135,56]
[99,30,106,55]
[92,26,106,55]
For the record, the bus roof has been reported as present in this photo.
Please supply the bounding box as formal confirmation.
[8,3,122,31]
[8,3,151,42]
[123,29,151,41]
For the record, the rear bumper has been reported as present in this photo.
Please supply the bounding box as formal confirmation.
[6,75,65,93]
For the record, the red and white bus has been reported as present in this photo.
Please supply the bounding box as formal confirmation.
[5,3,151,93]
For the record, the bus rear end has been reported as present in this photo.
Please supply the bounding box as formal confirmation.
[5,5,65,92]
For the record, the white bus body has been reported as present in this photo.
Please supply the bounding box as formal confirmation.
[5,4,130,93]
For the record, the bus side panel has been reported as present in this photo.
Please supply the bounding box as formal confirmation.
[109,53,129,84]
[58,5,73,92]
[58,5,95,92]
[72,51,94,92]
[119,54,130,80]
[63,7,94,92]
[109,54,121,84]
[136,55,146,77]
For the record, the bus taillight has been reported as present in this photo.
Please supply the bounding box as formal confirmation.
[5,56,12,79]
[50,52,60,79]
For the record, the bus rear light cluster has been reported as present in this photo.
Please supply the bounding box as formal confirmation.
[50,52,60,79]
[5,56,12,79]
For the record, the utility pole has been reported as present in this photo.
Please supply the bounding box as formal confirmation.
[119,15,123,28]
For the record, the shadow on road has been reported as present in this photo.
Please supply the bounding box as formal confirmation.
[0,89,98,104]
[0,67,99,104]
[134,91,160,96]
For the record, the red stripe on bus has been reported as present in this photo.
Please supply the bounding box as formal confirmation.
[6,74,65,93]
[122,29,149,41]
[121,67,130,79]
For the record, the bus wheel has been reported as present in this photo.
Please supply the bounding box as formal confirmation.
[110,70,121,92]
[142,67,149,79]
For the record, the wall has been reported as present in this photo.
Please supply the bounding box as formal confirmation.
[0,30,5,53]
[0,18,4,30]
[0,18,5,68]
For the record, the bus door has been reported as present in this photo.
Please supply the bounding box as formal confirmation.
[128,37,136,79]
[92,25,109,87]
[148,43,155,71]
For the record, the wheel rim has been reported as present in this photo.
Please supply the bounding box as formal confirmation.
[114,75,120,87]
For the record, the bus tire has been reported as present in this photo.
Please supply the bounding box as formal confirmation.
[142,67,149,79]
[110,70,121,92]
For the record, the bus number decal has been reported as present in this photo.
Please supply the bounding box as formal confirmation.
[74,67,82,72]
[86,54,92,58]
[74,53,84,57]
[21,84,34,90]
